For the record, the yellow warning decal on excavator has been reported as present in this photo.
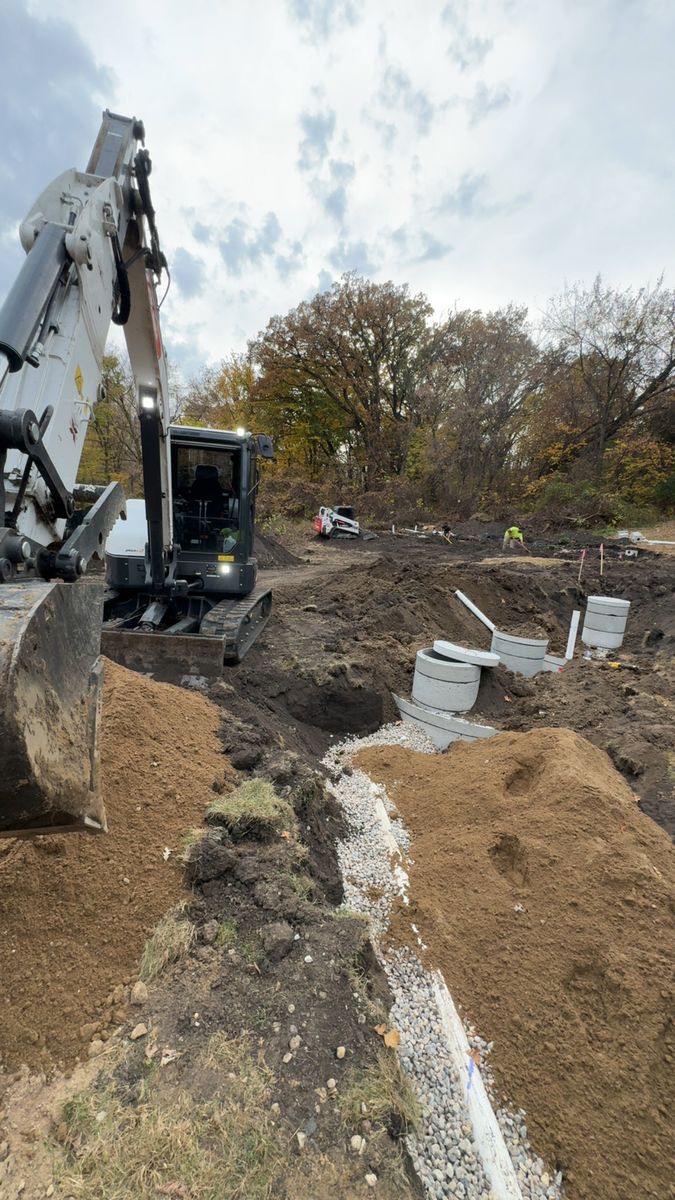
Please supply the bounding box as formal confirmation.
[218,555,235,561]
[74,365,84,396]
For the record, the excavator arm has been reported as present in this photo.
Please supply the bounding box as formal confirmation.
[0,111,173,836]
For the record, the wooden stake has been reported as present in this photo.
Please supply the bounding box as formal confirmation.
[600,542,604,576]
[577,548,586,584]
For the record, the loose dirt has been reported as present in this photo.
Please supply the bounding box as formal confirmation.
[0,659,229,1072]
[355,729,675,1200]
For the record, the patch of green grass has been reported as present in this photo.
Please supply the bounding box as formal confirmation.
[285,871,313,900]
[239,933,263,968]
[139,910,194,982]
[205,779,297,841]
[340,1050,422,1138]
[215,917,238,948]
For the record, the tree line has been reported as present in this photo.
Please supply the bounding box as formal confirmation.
[80,273,675,526]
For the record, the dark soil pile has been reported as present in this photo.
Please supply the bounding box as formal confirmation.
[355,729,675,1200]
[254,529,302,568]
[0,659,229,1072]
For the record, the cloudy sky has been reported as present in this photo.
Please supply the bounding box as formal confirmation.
[0,0,672,378]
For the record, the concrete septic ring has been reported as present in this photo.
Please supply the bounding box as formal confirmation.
[412,648,481,713]
[394,694,498,749]
[582,596,630,650]
[490,630,548,678]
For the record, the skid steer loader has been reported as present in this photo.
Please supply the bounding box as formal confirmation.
[0,112,272,838]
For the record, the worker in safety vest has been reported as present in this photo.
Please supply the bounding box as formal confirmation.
[503,525,525,551]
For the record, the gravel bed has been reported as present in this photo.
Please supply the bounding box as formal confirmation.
[325,721,563,1200]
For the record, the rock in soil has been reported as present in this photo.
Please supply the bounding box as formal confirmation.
[260,920,295,964]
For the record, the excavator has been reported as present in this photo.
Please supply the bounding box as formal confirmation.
[0,111,273,839]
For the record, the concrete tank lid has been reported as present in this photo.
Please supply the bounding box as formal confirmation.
[433,639,500,668]
[417,648,480,674]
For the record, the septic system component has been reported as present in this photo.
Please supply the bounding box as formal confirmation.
[490,630,548,678]
[433,639,500,669]
[581,596,631,650]
[412,648,481,713]
[394,694,498,749]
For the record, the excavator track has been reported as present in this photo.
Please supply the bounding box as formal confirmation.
[199,585,272,663]
[101,586,272,681]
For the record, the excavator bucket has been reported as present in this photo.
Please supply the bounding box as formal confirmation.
[0,578,107,837]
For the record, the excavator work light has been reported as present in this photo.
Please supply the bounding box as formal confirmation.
[139,387,158,412]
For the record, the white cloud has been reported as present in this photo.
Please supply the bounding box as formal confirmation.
[0,0,672,377]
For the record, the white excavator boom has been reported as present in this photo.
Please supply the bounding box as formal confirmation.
[0,111,170,835]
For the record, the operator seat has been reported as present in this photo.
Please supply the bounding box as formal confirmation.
[190,464,225,510]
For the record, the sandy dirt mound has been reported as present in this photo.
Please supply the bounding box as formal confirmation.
[355,728,675,1200]
[0,659,229,1073]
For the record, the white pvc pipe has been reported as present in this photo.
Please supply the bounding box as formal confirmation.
[454,590,496,632]
[565,609,581,660]
[432,975,524,1200]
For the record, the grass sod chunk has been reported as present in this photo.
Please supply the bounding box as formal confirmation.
[60,1082,283,1199]
[340,1050,422,1138]
[215,917,238,948]
[205,779,297,841]
[139,910,195,983]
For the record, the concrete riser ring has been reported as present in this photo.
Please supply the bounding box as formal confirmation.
[412,671,480,713]
[582,596,630,650]
[490,630,548,678]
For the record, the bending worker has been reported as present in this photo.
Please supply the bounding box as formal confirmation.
[503,524,526,551]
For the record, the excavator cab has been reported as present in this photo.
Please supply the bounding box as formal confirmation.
[101,425,274,680]
[173,442,240,557]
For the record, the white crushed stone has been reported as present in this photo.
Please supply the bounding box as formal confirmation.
[324,721,562,1200]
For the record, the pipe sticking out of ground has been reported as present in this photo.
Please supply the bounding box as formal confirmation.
[565,610,581,660]
[454,590,496,632]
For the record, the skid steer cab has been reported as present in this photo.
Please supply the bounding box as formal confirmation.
[102,425,274,678]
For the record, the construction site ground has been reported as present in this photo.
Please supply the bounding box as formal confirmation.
[0,523,673,1199]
